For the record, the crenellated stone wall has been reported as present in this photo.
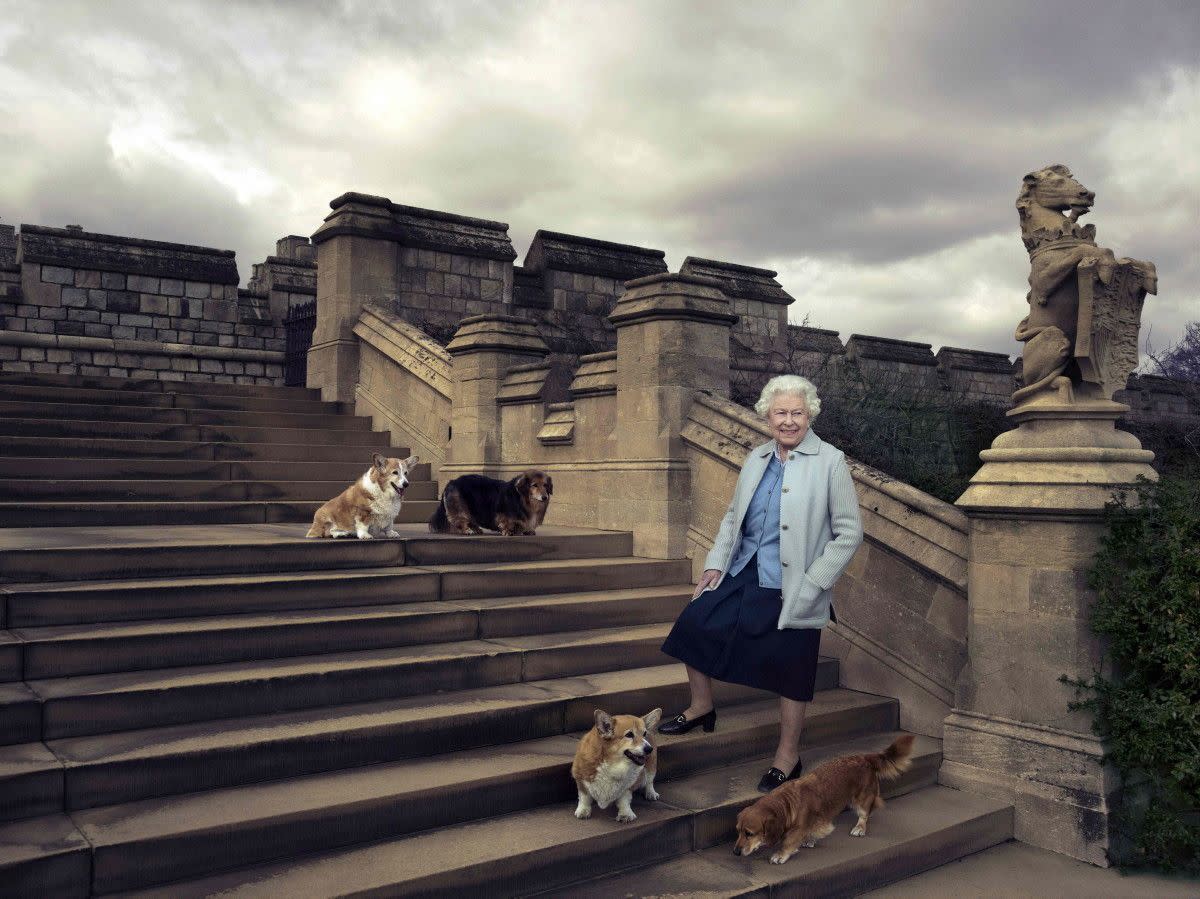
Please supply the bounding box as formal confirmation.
[244,235,317,325]
[0,224,285,384]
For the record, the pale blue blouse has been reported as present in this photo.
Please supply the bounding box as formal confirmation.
[726,450,785,588]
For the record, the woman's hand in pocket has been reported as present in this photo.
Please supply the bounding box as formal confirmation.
[692,569,722,599]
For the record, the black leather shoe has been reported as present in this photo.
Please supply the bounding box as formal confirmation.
[756,759,803,793]
[656,708,716,735]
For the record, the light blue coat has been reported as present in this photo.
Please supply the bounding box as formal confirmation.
[702,429,864,629]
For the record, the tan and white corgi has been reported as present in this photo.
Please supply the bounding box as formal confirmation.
[571,708,661,822]
[306,453,419,539]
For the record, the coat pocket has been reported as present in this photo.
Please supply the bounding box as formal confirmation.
[778,574,824,629]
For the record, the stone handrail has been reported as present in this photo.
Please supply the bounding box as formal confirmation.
[352,304,452,473]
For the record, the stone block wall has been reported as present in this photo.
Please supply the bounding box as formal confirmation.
[513,230,668,354]
[935,346,1015,402]
[0,225,284,384]
[245,235,317,324]
[679,256,791,352]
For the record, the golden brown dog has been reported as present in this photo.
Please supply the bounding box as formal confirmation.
[306,453,419,539]
[733,735,915,864]
[571,708,661,822]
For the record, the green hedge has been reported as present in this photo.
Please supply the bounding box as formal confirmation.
[1069,467,1200,872]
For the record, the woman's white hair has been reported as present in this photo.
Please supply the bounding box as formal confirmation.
[754,374,821,421]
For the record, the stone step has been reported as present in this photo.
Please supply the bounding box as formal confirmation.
[113,757,1000,899]
[0,813,89,898]
[543,787,1012,899]
[0,382,347,414]
[0,478,439,502]
[31,623,678,739]
[0,416,390,446]
[0,399,373,430]
[0,742,64,822]
[16,586,688,678]
[0,498,439,528]
[0,436,412,462]
[71,703,907,895]
[3,557,689,626]
[0,457,422,482]
[0,524,627,584]
[48,665,852,811]
[0,631,19,680]
[0,370,320,401]
[0,682,40,745]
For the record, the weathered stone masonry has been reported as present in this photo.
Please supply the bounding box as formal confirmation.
[0,224,284,384]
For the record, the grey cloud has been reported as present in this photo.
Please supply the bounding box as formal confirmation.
[0,0,1195,357]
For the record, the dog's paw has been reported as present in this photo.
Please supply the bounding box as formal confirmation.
[643,786,660,801]
[356,533,374,540]
[384,529,400,538]
[800,839,816,848]
[850,824,866,837]
[769,851,793,865]
[615,810,637,823]
[574,805,591,819]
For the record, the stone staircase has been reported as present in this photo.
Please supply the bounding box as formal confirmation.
[0,372,1012,897]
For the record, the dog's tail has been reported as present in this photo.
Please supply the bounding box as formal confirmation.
[870,734,915,781]
[428,496,451,533]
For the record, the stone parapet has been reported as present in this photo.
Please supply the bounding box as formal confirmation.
[846,334,937,367]
[788,325,846,355]
[936,346,1016,402]
[18,225,238,284]
[678,257,792,305]
[681,256,791,348]
[524,230,666,282]
[247,235,318,325]
[3,226,283,385]
[314,192,517,262]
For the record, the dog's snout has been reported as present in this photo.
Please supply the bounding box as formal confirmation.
[642,740,653,755]
[733,846,742,856]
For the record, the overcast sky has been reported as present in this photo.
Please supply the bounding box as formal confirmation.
[0,0,1196,358]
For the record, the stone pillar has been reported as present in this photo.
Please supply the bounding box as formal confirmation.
[308,193,400,403]
[943,379,1156,864]
[444,314,549,472]
[600,273,736,558]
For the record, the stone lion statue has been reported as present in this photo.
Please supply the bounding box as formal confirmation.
[1013,164,1156,403]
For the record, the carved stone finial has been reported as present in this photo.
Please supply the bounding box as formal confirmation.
[1012,164,1157,405]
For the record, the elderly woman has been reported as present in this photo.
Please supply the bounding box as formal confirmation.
[658,374,863,792]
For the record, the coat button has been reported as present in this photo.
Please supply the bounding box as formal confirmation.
[782,488,789,493]
[781,524,789,530]
[781,561,789,567]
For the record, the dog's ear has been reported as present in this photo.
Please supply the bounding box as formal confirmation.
[404,454,419,469]
[372,452,386,471]
[515,473,531,494]
[593,709,614,738]
[545,475,553,495]
[762,803,785,845]
[641,708,661,730]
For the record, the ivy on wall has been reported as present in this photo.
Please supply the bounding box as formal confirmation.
[1069,469,1200,873]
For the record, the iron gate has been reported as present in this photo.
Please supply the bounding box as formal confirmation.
[284,299,316,387]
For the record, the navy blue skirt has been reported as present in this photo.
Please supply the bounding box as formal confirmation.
[661,556,822,702]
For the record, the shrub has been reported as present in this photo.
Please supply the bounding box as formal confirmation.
[1070,467,1200,873]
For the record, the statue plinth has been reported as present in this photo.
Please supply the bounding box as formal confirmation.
[943,165,1157,866]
